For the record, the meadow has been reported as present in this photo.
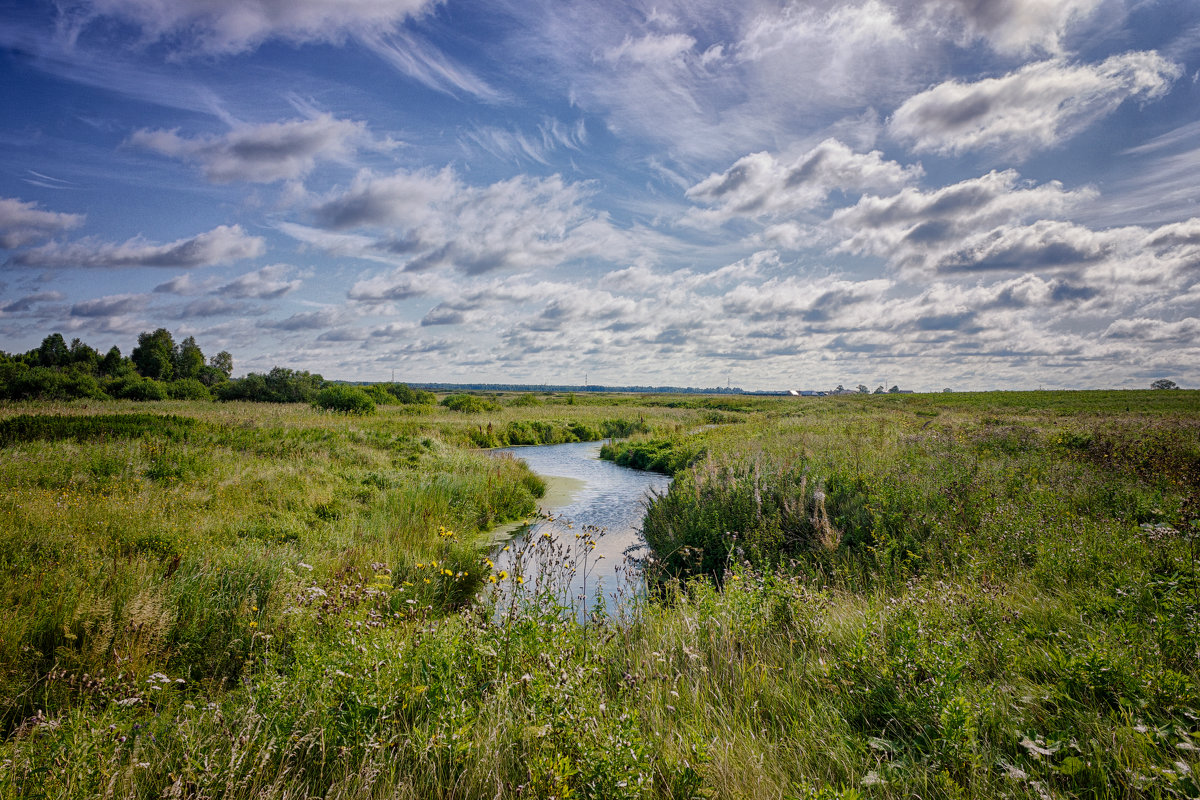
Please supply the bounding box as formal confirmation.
[1,389,1198,799]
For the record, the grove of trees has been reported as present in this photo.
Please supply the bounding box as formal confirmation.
[0,330,431,410]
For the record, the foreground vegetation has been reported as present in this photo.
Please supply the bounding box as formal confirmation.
[1,390,1198,799]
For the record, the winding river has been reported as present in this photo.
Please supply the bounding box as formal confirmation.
[488,440,672,615]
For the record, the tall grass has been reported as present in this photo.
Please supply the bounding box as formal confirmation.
[2,391,1198,799]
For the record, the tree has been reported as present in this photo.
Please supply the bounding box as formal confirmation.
[37,333,69,368]
[100,346,124,376]
[856,384,869,394]
[175,336,205,380]
[873,385,885,394]
[209,350,233,378]
[68,338,99,372]
[888,385,901,394]
[1151,378,1179,390]
[131,328,177,381]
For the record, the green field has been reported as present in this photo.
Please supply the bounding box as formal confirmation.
[2,390,1198,799]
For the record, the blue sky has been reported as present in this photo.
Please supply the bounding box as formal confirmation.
[2,0,1199,390]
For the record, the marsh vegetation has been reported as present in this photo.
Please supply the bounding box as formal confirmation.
[1,390,1198,799]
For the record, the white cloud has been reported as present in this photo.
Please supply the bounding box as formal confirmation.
[889,52,1182,158]
[685,139,922,224]
[310,168,627,274]
[2,291,66,313]
[829,169,1093,270]
[356,28,504,101]
[11,224,265,268]
[459,117,587,166]
[70,292,148,317]
[131,114,382,183]
[73,0,437,55]
[0,197,85,248]
[1104,317,1200,343]
[217,264,302,298]
[604,32,697,65]
[923,0,1106,56]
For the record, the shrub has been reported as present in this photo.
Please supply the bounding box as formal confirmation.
[217,367,325,403]
[314,385,376,415]
[386,383,436,404]
[599,437,702,474]
[108,375,169,401]
[441,394,500,413]
[508,392,542,407]
[166,378,213,401]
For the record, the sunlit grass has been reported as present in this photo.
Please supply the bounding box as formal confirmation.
[1,390,1198,799]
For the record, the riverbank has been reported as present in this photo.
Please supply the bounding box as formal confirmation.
[2,390,1198,799]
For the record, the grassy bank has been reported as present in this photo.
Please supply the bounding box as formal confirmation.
[2,391,1198,799]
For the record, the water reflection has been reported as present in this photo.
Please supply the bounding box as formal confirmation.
[488,440,672,614]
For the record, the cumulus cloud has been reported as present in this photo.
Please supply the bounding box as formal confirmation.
[685,139,922,224]
[217,264,302,298]
[0,197,85,248]
[929,217,1200,286]
[10,224,265,269]
[179,297,246,318]
[830,169,1092,269]
[889,52,1181,158]
[260,308,341,331]
[923,0,1106,56]
[70,0,436,55]
[2,291,66,313]
[70,293,148,317]
[310,168,626,274]
[131,114,382,183]
[1104,317,1200,343]
[347,270,441,303]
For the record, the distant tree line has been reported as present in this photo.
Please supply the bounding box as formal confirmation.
[0,330,434,412]
[0,329,233,402]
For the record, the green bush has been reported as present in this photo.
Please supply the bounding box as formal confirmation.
[441,394,500,413]
[314,385,376,415]
[166,378,213,400]
[599,437,702,474]
[386,383,436,404]
[507,392,542,407]
[108,375,169,401]
[217,367,325,403]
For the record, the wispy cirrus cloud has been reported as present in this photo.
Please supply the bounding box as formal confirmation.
[458,117,587,166]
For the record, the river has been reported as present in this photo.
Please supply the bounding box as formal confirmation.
[488,440,672,616]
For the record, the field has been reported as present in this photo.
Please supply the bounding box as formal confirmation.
[1,390,1198,799]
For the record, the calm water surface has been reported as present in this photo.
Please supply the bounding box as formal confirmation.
[489,441,672,612]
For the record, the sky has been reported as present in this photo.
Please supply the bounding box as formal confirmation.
[1,0,1199,391]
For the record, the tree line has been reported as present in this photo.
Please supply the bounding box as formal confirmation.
[0,330,433,409]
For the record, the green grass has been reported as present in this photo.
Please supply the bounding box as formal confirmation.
[1,391,1198,799]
